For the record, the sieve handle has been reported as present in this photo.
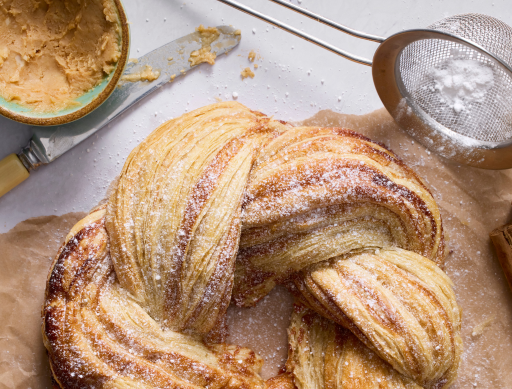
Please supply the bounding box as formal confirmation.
[216,0,380,66]
[267,0,384,43]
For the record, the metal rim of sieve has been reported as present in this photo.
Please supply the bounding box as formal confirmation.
[373,28,512,170]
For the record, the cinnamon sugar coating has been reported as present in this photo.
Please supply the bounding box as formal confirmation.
[43,102,461,388]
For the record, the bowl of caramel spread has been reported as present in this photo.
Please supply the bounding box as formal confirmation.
[0,0,129,125]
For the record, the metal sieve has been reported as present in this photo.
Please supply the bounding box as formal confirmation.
[217,0,512,169]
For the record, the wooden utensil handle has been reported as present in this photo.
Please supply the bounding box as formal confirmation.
[0,154,29,198]
[490,224,512,293]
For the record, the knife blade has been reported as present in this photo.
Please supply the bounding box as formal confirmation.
[15,25,241,172]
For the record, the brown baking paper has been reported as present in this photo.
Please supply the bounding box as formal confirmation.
[0,212,86,389]
[1,108,512,388]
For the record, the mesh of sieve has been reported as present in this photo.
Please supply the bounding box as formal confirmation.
[397,14,512,143]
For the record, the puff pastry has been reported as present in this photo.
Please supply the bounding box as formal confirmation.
[287,303,422,389]
[43,208,265,388]
[290,249,462,388]
[105,103,288,335]
[233,125,444,307]
[42,102,461,388]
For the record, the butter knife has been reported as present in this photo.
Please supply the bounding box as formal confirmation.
[0,25,241,198]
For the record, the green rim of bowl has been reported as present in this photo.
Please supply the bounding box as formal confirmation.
[0,0,130,126]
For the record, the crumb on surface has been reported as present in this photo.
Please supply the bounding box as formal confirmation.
[241,67,255,80]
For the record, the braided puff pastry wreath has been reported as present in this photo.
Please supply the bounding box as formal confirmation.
[43,102,462,389]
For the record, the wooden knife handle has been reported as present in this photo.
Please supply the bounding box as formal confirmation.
[490,224,512,293]
[0,154,30,198]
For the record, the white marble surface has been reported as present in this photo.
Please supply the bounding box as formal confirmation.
[0,0,510,232]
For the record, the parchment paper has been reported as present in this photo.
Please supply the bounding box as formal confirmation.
[0,212,86,389]
[2,108,512,388]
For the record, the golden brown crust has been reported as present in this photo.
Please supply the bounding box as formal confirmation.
[42,102,460,388]
[106,102,290,335]
[43,209,265,389]
[233,126,444,307]
[290,249,462,388]
[265,373,296,389]
[286,304,422,389]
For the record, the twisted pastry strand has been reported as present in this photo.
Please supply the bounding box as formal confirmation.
[106,103,288,336]
[290,249,462,388]
[233,126,444,307]
[43,208,265,388]
[43,102,461,388]
[287,304,422,389]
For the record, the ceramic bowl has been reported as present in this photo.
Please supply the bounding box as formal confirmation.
[0,0,130,126]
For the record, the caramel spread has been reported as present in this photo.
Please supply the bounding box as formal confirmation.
[0,0,121,112]
[241,67,255,80]
[121,65,160,83]
[188,25,220,67]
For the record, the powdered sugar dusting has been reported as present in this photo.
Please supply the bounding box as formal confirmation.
[429,55,494,113]
[42,103,459,387]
